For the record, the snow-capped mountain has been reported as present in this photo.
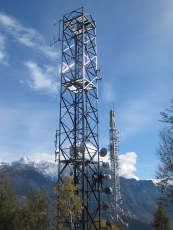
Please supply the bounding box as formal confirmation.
[37,160,58,181]
[0,157,58,181]
[0,161,11,167]
[11,157,36,167]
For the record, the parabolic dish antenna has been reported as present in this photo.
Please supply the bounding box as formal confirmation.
[99,148,107,157]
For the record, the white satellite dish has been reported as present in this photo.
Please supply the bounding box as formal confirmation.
[104,187,113,194]
[102,162,110,168]
[104,174,111,181]
[99,148,107,157]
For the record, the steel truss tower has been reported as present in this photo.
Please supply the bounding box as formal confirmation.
[55,7,101,230]
[107,110,128,229]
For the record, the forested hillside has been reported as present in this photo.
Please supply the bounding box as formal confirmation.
[1,164,168,229]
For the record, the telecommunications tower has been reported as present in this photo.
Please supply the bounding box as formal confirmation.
[106,109,128,229]
[55,7,103,229]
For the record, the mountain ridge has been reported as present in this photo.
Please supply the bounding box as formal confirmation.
[0,157,58,182]
[1,157,172,229]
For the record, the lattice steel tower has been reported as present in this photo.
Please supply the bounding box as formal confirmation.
[55,7,102,229]
[107,110,128,229]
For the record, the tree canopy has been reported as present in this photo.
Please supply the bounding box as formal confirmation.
[14,189,50,230]
[51,176,84,229]
[155,99,173,209]
[0,173,84,230]
[0,173,17,230]
[160,98,173,131]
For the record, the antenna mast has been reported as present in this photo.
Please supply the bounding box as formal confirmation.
[108,109,128,229]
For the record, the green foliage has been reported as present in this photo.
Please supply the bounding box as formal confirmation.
[14,189,50,230]
[0,172,17,230]
[0,172,127,230]
[156,99,173,208]
[51,176,84,229]
[160,98,173,131]
[0,172,84,229]
[151,202,170,230]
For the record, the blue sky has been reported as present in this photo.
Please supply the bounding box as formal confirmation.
[0,0,173,180]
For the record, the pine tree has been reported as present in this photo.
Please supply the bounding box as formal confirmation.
[151,202,170,230]
[0,173,17,230]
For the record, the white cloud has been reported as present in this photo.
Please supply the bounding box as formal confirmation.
[0,34,8,65]
[0,12,59,60]
[27,152,55,163]
[27,151,139,180]
[83,143,139,179]
[91,150,139,180]
[94,145,139,179]
[24,61,59,94]
[119,152,139,180]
